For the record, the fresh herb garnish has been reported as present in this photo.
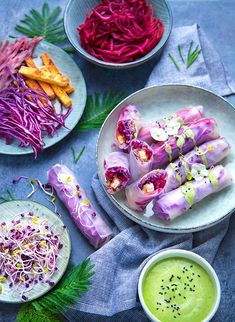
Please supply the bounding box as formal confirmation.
[71,146,86,164]
[0,189,15,203]
[169,41,202,71]
[186,41,202,68]
[76,91,127,131]
[168,53,181,71]
[15,3,73,52]
[178,44,185,64]
[16,258,95,322]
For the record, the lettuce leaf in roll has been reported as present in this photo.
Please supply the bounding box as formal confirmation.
[153,165,233,221]
[129,139,153,181]
[104,151,131,194]
[152,118,219,169]
[125,169,167,211]
[164,137,231,193]
[47,164,112,248]
[138,105,204,143]
[115,105,142,150]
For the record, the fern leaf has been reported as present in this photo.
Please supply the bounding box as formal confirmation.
[15,2,72,51]
[76,91,128,130]
[17,302,61,322]
[31,258,95,315]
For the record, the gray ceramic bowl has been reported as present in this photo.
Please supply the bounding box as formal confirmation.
[64,0,173,69]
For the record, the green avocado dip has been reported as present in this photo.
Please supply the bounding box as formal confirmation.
[142,257,216,322]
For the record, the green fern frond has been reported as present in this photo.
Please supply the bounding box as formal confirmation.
[16,258,95,321]
[15,3,73,50]
[16,302,61,322]
[76,91,128,131]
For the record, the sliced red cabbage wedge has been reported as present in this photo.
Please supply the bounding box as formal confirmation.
[153,165,233,221]
[125,169,167,211]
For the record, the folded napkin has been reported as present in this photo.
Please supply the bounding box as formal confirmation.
[65,25,234,321]
[147,24,235,96]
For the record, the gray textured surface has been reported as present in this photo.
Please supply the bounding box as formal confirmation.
[0,0,235,321]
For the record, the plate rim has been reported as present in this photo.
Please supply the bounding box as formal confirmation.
[0,199,71,303]
[0,40,87,156]
[96,84,235,233]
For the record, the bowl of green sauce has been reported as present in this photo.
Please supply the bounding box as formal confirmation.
[138,249,221,322]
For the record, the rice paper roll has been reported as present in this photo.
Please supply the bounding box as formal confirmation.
[164,137,231,193]
[129,139,153,181]
[125,169,167,211]
[48,164,112,248]
[153,165,233,221]
[104,151,131,194]
[152,118,219,169]
[115,105,142,150]
[138,106,204,143]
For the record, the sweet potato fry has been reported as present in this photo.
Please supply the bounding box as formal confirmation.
[24,78,42,91]
[25,58,55,99]
[41,53,74,94]
[41,66,72,108]
[19,66,69,87]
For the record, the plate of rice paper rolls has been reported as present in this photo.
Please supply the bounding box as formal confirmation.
[97,85,235,233]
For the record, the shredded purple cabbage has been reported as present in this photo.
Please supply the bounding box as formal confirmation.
[0,69,71,158]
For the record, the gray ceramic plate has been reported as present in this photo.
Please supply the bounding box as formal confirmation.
[97,85,235,233]
[64,0,172,69]
[0,200,71,303]
[0,40,87,156]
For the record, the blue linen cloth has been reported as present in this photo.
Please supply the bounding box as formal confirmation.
[65,24,234,320]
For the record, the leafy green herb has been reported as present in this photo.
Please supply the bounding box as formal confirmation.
[17,258,95,322]
[168,53,181,71]
[71,146,86,164]
[76,91,127,131]
[186,41,201,68]
[0,189,15,203]
[15,3,73,52]
[178,44,185,63]
[169,41,202,71]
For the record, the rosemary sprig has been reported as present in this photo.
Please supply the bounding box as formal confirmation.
[17,258,95,322]
[15,3,74,52]
[168,53,181,71]
[71,146,86,164]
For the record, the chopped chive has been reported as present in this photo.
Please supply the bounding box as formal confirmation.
[187,49,202,68]
[168,53,181,71]
[178,44,185,63]
[71,146,86,164]
[7,189,14,200]
[187,40,194,64]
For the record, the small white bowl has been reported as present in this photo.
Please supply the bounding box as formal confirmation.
[138,249,221,322]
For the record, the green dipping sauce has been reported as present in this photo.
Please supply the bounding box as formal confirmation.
[142,257,216,322]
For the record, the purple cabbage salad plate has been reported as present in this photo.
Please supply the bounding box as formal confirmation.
[0,40,87,156]
[97,85,235,233]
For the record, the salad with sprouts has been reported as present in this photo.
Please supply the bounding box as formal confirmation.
[0,211,65,301]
